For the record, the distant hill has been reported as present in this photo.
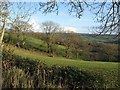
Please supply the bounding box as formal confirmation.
[79,33,118,44]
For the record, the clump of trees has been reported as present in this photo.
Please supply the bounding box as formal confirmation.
[0,2,38,49]
[89,43,118,62]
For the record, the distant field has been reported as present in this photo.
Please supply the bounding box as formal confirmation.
[80,34,118,43]
[10,45,119,88]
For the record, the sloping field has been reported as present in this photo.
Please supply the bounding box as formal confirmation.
[11,46,119,88]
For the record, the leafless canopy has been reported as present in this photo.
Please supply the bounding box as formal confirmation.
[39,0,86,18]
[88,1,120,35]
[39,0,120,35]
[0,2,38,45]
[42,21,60,34]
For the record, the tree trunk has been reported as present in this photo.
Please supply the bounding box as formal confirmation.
[117,3,120,87]
[0,14,7,90]
[47,43,50,53]
[66,47,69,58]
[0,16,7,49]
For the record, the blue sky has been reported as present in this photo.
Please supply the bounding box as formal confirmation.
[29,3,100,33]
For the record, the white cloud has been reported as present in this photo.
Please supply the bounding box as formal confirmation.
[78,26,93,34]
[29,18,41,32]
[63,26,77,33]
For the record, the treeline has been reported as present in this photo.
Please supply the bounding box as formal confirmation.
[4,30,119,62]
[26,32,119,62]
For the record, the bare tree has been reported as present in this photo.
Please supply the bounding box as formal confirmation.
[88,1,120,35]
[41,21,60,56]
[0,2,8,48]
[62,33,72,58]
[71,33,82,59]
[11,21,34,47]
[12,20,33,32]
[0,2,38,49]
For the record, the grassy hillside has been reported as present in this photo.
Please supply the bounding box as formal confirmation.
[4,33,66,56]
[8,45,119,88]
[3,32,119,88]
[4,32,118,62]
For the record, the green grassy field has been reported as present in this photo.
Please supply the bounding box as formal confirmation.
[10,45,119,88]
[4,33,119,88]
[81,34,117,43]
